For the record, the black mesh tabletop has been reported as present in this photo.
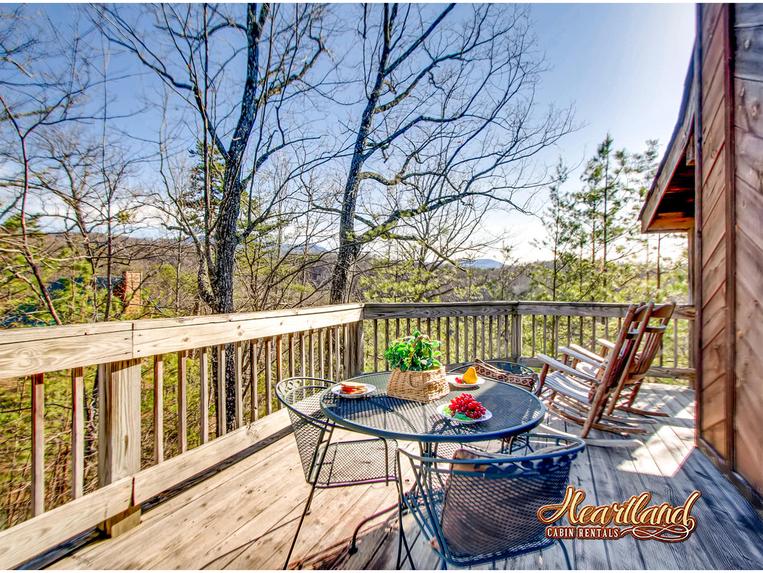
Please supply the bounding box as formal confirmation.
[320,372,545,443]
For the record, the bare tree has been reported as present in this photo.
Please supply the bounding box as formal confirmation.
[94,3,328,427]
[325,4,573,303]
[0,8,105,325]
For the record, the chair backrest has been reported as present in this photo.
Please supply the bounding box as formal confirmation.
[399,434,584,565]
[275,377,334,483]
[628,302,676,377]
[595,303,652,391]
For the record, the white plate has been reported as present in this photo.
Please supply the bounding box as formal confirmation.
[437,404,493,424]
[331,383,376,399]
[446,373,485,389]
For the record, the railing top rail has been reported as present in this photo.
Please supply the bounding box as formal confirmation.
[362,301,695,320]
[0,303,363,379]
[0,301,693,379]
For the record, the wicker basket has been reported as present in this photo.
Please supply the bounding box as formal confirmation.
[387,365,449,402]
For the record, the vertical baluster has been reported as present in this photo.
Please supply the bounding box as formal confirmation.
[235,342,243,427]
[200,348,209,443]
[217,346,227,436]
[464,317,469,362]
[472,316,478,359]
[406,318,411,334]
[288,334,296,378]
[309,330,315,378]
[542,315,548,354]
[71,367,84,499]
[445,317,451,365]
[426,317,431,337]
[385,320,391,369]
[177,351,187,452]
[416,317,421,332]
[250,341,259,421]
[345,323,352,375]
[592,317,597,349]
[373,319,379,372]
[673,319,679,367]
[265,338,273,415]
[480,317,485,358]
[567,316,572,347]
[153,356,164,463]
[328,328,334,379]
[395,318,400,338]
[454,317,460,363]
[531,315,537,356]
[579,316,584,345]
[488,316,494,357]
[334,326,343,380]
[437,317,442,345]
[319,329,326,378]
[504,314,510,358]
[604,317,610,341]
[276,336,284,405]
[553,316,560,356]
[30,373,44,516]
[301,332,307,377]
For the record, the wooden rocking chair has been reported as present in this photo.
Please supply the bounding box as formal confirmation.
[535,303,654,441]
[558,302,676,417]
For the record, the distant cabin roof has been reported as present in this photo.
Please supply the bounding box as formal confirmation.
[639,53,697,233]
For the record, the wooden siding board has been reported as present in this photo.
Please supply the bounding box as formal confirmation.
[734,6,763,498]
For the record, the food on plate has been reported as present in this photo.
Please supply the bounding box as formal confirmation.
[462,366,478,384]
[444,393,487,420]
[454,366,479,385]
[340,382,367,395]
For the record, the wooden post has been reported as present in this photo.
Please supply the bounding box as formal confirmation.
[511,312,522,362]
[97,359,142,536]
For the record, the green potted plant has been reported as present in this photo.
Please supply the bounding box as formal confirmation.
[384,330,449,402]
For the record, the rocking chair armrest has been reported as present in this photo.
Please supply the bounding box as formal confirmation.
[558,345,606,368]
[536,353,599,384]
[597,338,616,351]
[566,343,607,363]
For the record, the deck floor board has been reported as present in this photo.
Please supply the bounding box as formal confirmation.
[49,383,763,570]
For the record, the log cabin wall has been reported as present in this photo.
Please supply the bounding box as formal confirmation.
[732,3,763,498]
[696,3,734,465]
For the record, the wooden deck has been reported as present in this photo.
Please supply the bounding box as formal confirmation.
[46,383,763,570]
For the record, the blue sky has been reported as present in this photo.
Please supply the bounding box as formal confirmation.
[487,3,695,260]
[12,3,696,262]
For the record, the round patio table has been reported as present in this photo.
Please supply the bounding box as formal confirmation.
[320,371,545,445]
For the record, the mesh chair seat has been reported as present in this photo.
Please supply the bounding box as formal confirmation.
[313,438,397,487]
[398,434,584,569]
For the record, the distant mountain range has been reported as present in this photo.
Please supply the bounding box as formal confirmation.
[459,258,504,269]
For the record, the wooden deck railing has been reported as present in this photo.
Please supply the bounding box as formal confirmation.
[0,300,693,567]
[361,301,695,379]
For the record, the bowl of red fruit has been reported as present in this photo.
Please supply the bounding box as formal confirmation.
[438,393,492,424]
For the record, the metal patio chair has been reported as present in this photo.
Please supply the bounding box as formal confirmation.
[396,434,585,569]
[276,377,398,569]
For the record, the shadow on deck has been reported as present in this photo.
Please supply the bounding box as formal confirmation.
[48,383,763,570]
